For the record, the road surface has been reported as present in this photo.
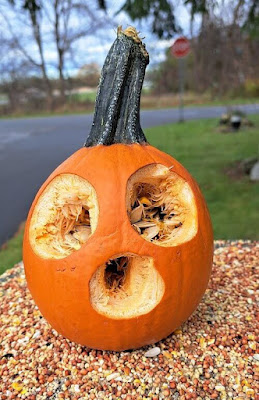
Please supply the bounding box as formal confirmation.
[1,103,259,246]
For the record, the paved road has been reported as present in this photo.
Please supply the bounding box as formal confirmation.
[1,103,259,246]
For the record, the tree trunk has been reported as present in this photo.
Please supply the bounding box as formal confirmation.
[58,48,66,104]
[54,0,66,104]
[29,9,54,110]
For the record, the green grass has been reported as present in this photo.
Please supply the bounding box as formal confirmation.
[190,96,259,107]
[0,226,24,275]
[68,91,97,103]
[145,115,259,240]
[0,115,258,274]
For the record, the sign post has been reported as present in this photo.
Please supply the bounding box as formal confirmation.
[171,37,190,122]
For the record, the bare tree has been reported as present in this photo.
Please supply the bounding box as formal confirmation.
[0,0,111,109]
[49,0,108,102]
[0,34,37,112]
[0,1,54,107]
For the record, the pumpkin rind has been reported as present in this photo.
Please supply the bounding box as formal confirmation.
[23,144,213,351]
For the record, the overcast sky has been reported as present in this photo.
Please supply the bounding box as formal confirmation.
[0,0,201,78]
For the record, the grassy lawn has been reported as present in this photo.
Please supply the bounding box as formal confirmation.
[0,225,24,275]
[140,95,259,110]
[0,115,258,274]
[68,91,97,103]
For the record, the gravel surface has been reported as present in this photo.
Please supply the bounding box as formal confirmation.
[0,241,258,400]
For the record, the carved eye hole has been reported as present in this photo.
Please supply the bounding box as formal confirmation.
[29,174,99,259]
[126,164,198,247]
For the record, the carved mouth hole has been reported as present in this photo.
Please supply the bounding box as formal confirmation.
[89,253,165,318]
[104,256,129,291]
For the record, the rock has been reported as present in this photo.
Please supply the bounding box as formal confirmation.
[144,347,161,357]
[250,161,259,181]
[241,157,258,174]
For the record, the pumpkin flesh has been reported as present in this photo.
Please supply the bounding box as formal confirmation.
[29,174,99,259]
[127,164,197,246]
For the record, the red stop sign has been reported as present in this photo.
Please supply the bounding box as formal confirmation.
[171,37,190,58]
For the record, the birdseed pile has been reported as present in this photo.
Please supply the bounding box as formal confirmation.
[0,241,258,400]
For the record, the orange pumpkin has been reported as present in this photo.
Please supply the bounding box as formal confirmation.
[23,27,213,351]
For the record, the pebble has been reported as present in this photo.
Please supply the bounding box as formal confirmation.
[74,384,80,392]
[215,384,225,391]
[32,330,41,339]
[106,372,121,381]
[144,347,161,358]
[0,241,258,399]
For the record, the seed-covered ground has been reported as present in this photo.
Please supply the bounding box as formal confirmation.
[0,241,258,400]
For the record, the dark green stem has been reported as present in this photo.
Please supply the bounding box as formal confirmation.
[85,28,149,146]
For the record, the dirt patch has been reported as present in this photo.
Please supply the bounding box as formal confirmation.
[224,158,258,181]
[224,161,247,180]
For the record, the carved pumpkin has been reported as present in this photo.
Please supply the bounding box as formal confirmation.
[23,27,213,351]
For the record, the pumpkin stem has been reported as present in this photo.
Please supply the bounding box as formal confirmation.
[84,26,149,147]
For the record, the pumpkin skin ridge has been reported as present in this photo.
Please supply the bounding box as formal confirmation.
[24,143,213,351]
